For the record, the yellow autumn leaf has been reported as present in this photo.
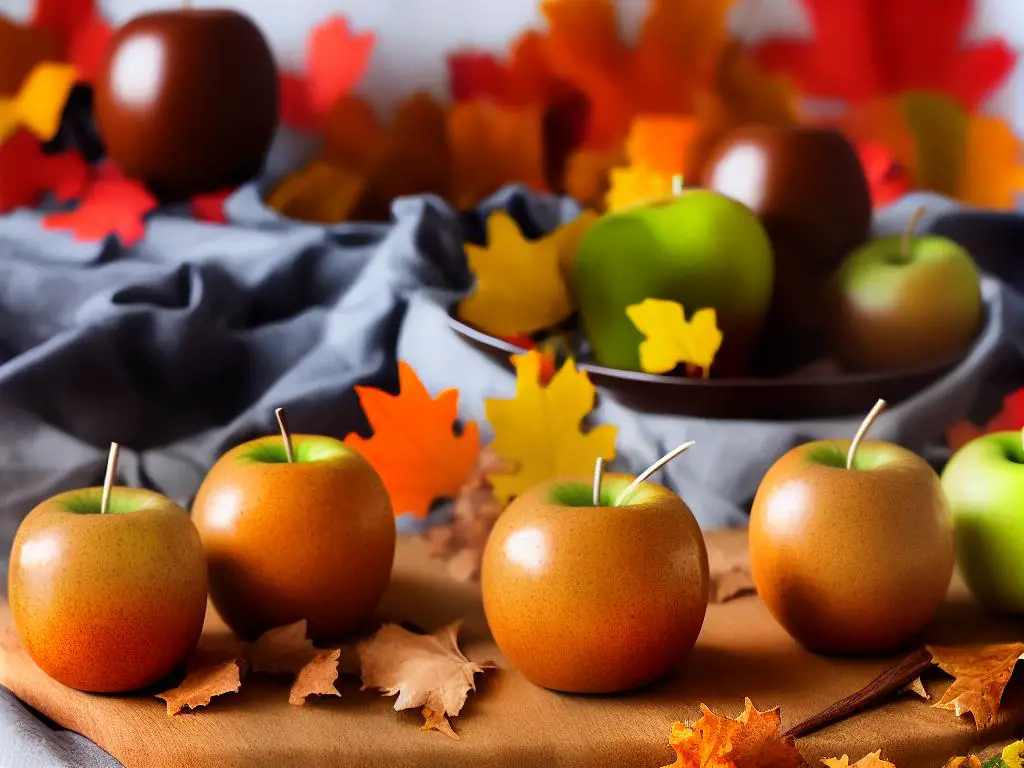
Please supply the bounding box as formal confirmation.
[484,350,617,504]
[458,211,573,337]
[626,298,723,377]
[605,166,674,212]
[15,61,78,142]
[551,209,599,285]
[1004,739,1024,768]
[265,160,366,223]
[823,751,896,768]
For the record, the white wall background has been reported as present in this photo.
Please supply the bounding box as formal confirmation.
[1,0,1020,131]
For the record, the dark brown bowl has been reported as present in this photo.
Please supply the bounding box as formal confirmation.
[447,311,970,420]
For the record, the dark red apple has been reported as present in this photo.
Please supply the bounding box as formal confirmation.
[94,8,279,200]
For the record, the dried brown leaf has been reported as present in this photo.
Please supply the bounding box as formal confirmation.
[357,621,494,736]
[289,649,342,706]
[248,620,316,674]
[156,659,246,716]
[927,643,1024,728]
[903,676,929,700]
[822,751,895,768]
[422,706,460,740]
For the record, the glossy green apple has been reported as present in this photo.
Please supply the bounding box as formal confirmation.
[941,431,1024,614]
[573,189,774,376]
[834,233,981,372]
[8,486,208,692]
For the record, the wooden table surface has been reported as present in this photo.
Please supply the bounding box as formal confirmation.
[2,531,1023,768]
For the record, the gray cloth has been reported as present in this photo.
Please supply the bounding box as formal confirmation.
[0,186,1020,767]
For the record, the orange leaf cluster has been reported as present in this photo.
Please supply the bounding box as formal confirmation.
[346,361,481,520]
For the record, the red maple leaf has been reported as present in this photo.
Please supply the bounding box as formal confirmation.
[29,0,96,52]
[750,0,1017,109]
[946,388,1024,452]
[448,51,506,102]
[43,164,158,245]
[858,142,912,208]
[191,189,232,224]
[278,15,375,131]
[66,15,113,82]
[0,131,91,213]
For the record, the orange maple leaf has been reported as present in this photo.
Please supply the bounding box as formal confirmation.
[663,698,806,768]
[346,362,481,519]
[927,643,1024,729]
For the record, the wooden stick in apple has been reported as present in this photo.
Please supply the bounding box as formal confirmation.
[898,205,927,264]
[592,457,604,506]
[846,399,888,470]
[614,440,696,506]
[100,442,120,515]
[274,407,294,463]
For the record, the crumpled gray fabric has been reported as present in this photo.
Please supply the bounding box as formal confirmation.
[0,185,1020,767]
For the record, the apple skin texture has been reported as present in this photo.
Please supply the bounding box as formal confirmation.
[191,435,395,641]
[94,9,279,200]
[481,474,709,693]
[573,189,774,376]
[8,487,208,693]
[941,431,1024,615]
[750,440,954,655]
[834,235,982,372]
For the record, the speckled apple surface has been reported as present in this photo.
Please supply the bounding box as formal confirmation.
[480,474,709,693]
[749,439,954,655]
[7,487,208,693]
[191,434,395,641]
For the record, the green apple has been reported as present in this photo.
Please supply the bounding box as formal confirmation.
[573,189,774,376]
[834,232,982,372]
[941,431,1024,614]
[8,485,208,692]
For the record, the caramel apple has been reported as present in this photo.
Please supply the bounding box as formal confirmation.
[749,401,954,655]
[702,125,872,374]
[94,7,278,200]
[8,444,208,692]
[191,410,395,641]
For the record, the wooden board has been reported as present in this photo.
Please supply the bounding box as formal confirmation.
[2,531,1024,768]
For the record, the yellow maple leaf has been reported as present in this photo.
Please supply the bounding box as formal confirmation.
[605,166,674,212]
[457,211,573,337]
[484,350,617,504]
[1004,740,1024,768]
[15,62,77,142]
[626,298,723,377]
[823,751,895,768]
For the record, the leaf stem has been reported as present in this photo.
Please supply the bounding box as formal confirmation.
[275,407,294,463]
[592,457,603,506]
[899,205,926,264]
[100,442,119,515]
[614,441,695,506]
[846,399,887,470]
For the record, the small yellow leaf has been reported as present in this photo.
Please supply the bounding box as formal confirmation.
[550,209,599,285]
[265,160,366,223]
[15,62,78,142]
[1004,739,1024,768]
[484,350,617,503]
[605,166,673,212]
[458,211,573,337]
[626,298,723,377]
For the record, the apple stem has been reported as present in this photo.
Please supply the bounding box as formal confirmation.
[100,442,120,515]
[275,407,294,463]
[846,399,888,470]
[614,441,695,506]
[899,205,927,263]
[672,174,684,196]
[592,457,604,506]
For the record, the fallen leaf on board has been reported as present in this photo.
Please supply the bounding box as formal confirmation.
[457,210,573,337]
[346,361,481,519]
[265,159,365,223]
[748,0,1016,109]
[11,61,77,142]
[823,752,895,768]
[289,649,341,706]
[248,620,317,674]
[156,658,247,716]
[43,165,158,245]
[485,350,617,504]
[627,298,724,377]
[357,621,493,737]
[423,446,516,581]
[562,147,624,211]
[190,189,231,224]
[0,130,90,212]
[904,677,929,700]
[662,697,806,768]
[447,100,546,209]
[927,643,1024,728]
[605,165,673,212]
[946,388,1024,452]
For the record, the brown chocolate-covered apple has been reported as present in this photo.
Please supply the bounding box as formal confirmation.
[749,400,954,655]
[94,8,279,200]
[701,126,872,374]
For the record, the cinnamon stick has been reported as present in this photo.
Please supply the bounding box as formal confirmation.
[784,646,934,739]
